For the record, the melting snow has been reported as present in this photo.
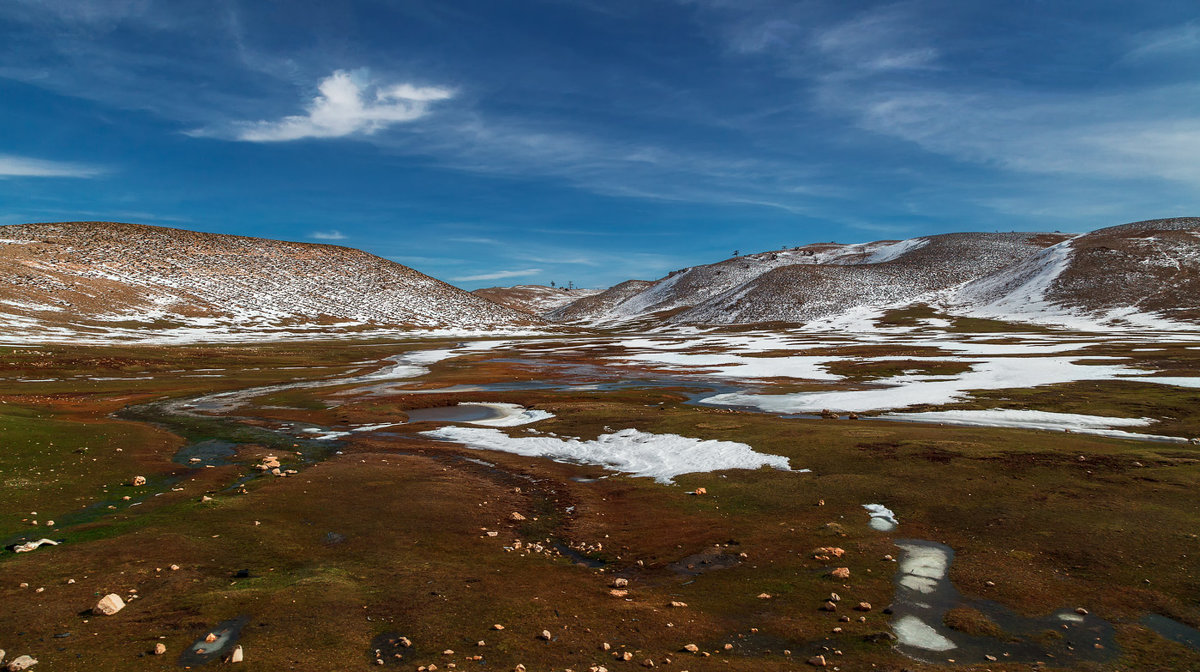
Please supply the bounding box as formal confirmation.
[864,504,898,531]
[457,402,555,427]
[418,427,793,484]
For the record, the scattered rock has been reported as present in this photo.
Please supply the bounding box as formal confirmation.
[609,589,629,598]
[6,655,37,671]
[230,646,243,663]
[820,601,838,612]
[170,564,180,571]
[93,593,126,616]
[1075,607,1089,615]
[399,637,412,647]
[757,593,772,599]
[154,643,166,655]
[831,567,851,580]
[829,592,841,602]
[612,578,629,588]
[682,644,699,653]
[492,624,505,630]
[131,475,146,486]
[205,633,218,643]
[540,630,552,641]
[509,512,526,522]
[689,487,707,495]
[668,601,688,608]
[807,654,826,667]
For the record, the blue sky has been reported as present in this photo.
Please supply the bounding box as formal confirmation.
[2,1,1199,289]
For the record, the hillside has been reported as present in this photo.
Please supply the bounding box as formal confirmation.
[952,217,1200,328]
[0,222,536,341]
[550,233,1071,326]
[471,284,602,316]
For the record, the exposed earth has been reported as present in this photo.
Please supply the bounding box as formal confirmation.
[3,318,1200,671]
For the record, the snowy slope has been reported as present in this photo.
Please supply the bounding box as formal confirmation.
[552,233,1067,326]
[471,284,602,317]
[0,221,536,340]
[951,217,1200,328]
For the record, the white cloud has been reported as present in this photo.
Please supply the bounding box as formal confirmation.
[452,268,542,282]
[0,154,104,178]
[212,70,453,142]
[308,229,346,240]
[839,85,1200,186]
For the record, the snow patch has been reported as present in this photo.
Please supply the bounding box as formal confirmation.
[418,426,792,484]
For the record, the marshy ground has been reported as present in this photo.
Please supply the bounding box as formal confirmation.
[2,325,1200,671]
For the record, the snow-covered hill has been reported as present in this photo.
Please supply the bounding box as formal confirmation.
[951,217,1200,329]
[471,284,602,317]
[550,233,1070,326]
[0,222,536,341]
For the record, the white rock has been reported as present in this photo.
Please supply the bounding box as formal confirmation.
[6,655,37,671]
[230,645,243,663]
[93,593,126,615]
[13,539,59,553]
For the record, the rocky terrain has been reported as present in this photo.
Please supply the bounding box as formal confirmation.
[0,222,535,341]
[547,218,1200,330]
[471,284,601,317]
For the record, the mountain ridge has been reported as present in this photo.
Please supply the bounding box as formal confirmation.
[0,221,536,341]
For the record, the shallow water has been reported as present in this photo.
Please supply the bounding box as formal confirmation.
[1141,613,1200,652]
[889,539,1116,665]
[177,616,248,666]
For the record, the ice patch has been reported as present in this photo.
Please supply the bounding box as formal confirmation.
[895,541,949,594]
[892,615,957,651]
[419,426,792,484]
[881,409,1188,442]
[457,402,555,427]
[864,503,898,531]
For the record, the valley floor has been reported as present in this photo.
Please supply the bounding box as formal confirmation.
[2,322,1200,671]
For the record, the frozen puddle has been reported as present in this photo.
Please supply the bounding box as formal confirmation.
[404,402,553,426]
[418,427,793,484]
[889,539,1116,664]
[864,504,898,531]
[879,409,1190,442]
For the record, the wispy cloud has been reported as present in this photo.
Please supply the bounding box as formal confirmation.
[196,70,454,142]
[1125,22,1200,60]
[0,154,104,178]
[452,268,542,282]
[308,229,347,240]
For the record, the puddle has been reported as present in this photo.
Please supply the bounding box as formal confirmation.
[890,540,1116,664]
[177,615,248,666]
[405,404,507,424]
[1141,613,1200,652]
[172,439,237,467]
[667,548,743,576]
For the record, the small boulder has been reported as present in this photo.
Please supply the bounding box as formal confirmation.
[154,643,166,655]
[7,656,37,671]
[230,646,243,663]
[757,593,772,599]
[807,654,827,667]
[668,601,687,608]
[540,630,552,641]
[855,602,872,612]
[492,624,505,630]
[612,578,629,588]
[93,593,126,616]
[509,512,527,522]
[682,644,699,653]
[820,601,838,612]
[131,475,146,486]
[609,589,629,598]
[831,567,851,580]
